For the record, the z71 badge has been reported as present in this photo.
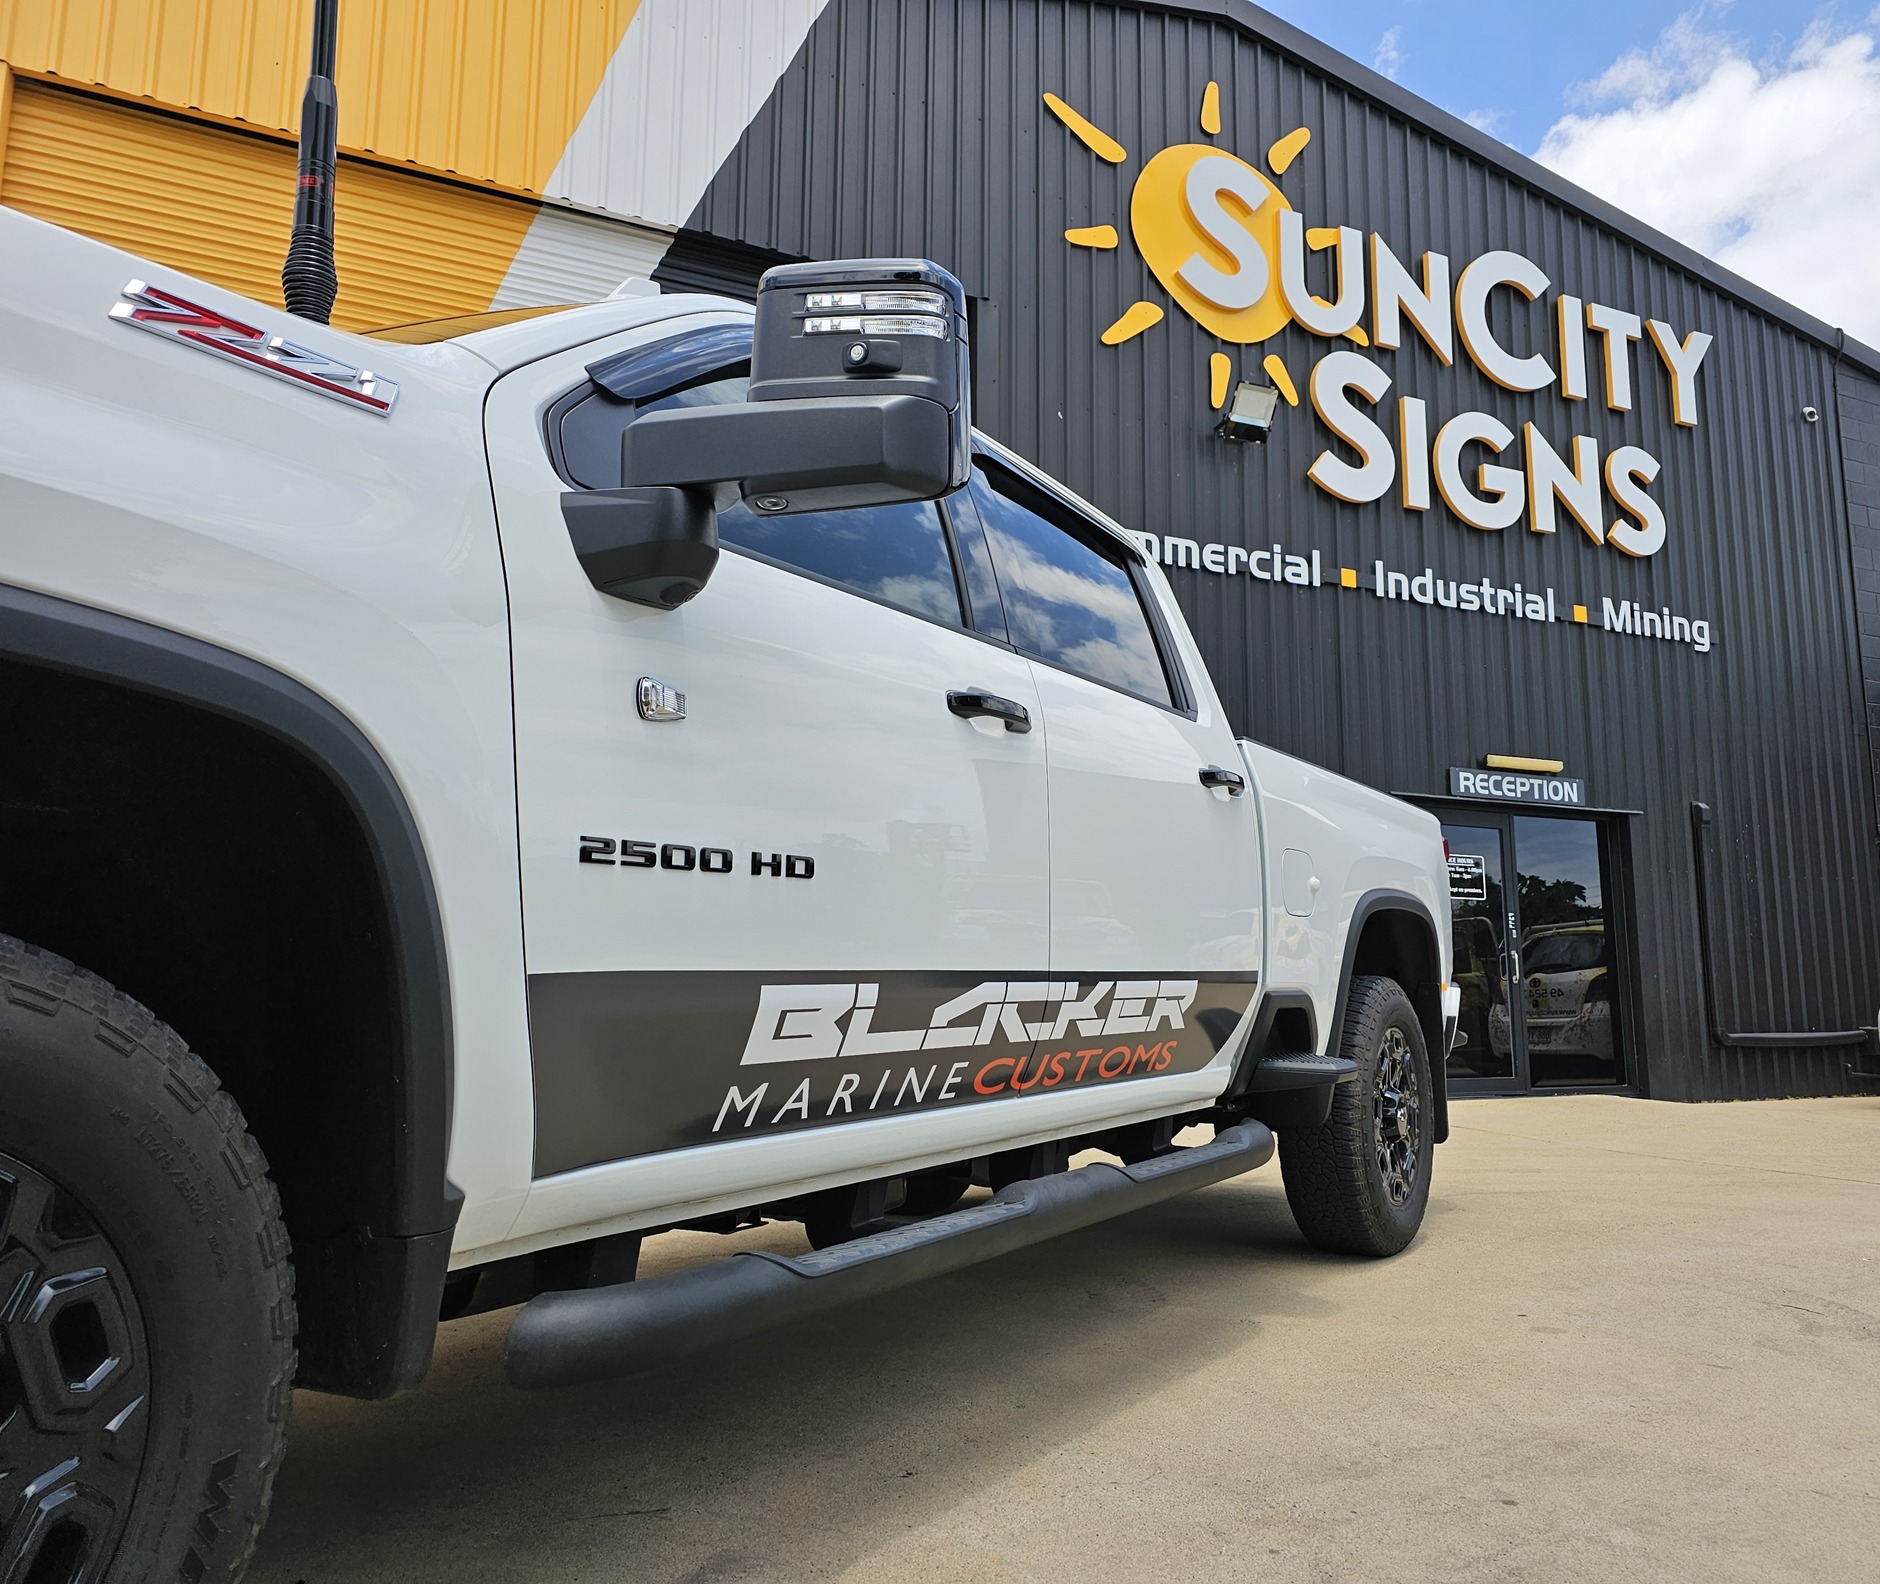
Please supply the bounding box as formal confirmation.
[109,280,399,415]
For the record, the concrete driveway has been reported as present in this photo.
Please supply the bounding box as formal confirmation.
[247,1095,1880,1584]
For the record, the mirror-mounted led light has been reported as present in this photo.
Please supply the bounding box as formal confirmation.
[748,256,971,506]
[1216,379,1281,443]
[804,313,949,338]
[804,289,948,314]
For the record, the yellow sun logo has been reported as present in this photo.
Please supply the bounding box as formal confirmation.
[1046,81,1361,413]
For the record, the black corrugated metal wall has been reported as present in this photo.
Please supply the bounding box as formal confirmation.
[686,0,1880,1100]
[1842,364,1880,826]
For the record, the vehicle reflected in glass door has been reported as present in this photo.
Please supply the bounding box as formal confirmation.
[1512,816,1624,1087]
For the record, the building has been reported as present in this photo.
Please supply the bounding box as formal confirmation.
[3,0,1877,1100]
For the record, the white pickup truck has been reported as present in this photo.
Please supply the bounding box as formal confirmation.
[0,205,1456,1582]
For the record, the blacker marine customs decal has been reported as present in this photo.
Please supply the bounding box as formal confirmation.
[108,280,400,414]
[526,971,1260,1176]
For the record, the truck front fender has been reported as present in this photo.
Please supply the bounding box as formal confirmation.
[1329,889,1449,1144]
[0,581,457,1393]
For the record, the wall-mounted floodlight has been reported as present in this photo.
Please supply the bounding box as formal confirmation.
[1216,379,1280,443]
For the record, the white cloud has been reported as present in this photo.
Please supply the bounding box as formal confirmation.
[1463,107,1504,133]
[1374,26,1403,80]
[1535,11,1880,346]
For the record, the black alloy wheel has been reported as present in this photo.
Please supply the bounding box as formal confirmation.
[0,1154,151,1583]
[1372,1025,1421,1207]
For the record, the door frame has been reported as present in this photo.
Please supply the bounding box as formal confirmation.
[1434,809,1529,1095]
[1414,800,1645,1097]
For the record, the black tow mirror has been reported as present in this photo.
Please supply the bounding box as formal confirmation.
[561,487,717,610]
[622,393,954,512]
[744,258,970,508]
[620,257,971,516]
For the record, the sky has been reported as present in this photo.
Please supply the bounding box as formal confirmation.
[1257,1,1880,345]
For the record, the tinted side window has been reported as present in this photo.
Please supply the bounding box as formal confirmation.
[716,497,965,626]
[948,499,1009,641]
[969,467,1173,705]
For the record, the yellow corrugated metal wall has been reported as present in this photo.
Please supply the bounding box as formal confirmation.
[1,79,540,328]
[0,0,641,194]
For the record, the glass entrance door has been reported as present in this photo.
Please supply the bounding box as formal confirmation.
[1439,813,1627,1092]
[1441,820,1520,1084]
[1510,816,1623,1087]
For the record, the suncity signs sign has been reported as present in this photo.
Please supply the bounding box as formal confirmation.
[1044,83,1710,562]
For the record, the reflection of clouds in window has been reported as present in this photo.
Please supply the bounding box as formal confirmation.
[1060,635,1164,696]
[869,572,960,621]
[975,479,1168,703]
[1512,817,1603,907]
[996,536,1147,628]
[716,499,962,627]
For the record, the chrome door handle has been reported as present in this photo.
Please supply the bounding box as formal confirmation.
[947,689,1032,733]
[1199,765,1245,795]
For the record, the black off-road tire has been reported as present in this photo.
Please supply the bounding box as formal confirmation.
[0,936,295,1584]
[1278,975,1432,1257]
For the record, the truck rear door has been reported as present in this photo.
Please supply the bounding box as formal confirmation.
[957,458,1264,1082]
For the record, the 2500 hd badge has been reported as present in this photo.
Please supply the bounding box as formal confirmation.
[580,835,815,878]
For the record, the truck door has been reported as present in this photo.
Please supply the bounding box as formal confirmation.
[959,457,1264,1084]
[484,322,1059,1225]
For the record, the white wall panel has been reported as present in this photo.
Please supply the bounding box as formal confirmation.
[491,206,674,309]
[541,0,830,229]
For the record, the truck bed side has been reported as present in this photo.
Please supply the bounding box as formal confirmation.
[1240,737,1449,1055]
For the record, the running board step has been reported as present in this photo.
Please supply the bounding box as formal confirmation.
[505,1120,1275,1390]
[1245,1053,1359,1090]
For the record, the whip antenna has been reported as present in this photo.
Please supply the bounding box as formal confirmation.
[282,0,340,323]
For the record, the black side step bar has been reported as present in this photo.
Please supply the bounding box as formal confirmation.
[506,1120,1275,1390]
[1243,1053,1359,1090]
